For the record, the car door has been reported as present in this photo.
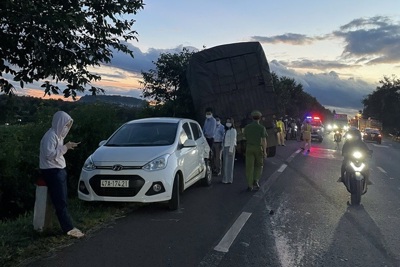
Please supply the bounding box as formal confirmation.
[180,122,199,184]
[189,121,208,173]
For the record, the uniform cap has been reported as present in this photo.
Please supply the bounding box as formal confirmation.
[251,110,262,117]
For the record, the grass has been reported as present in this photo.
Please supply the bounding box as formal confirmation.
[0,198,140,267]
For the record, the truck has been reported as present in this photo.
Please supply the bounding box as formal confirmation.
[358,117,383,131]
[327,113,349,133]
[186,42,278,157]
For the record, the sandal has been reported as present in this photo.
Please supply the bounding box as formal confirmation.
[67,228,85,238]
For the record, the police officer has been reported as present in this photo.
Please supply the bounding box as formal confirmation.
[244,110,268,191]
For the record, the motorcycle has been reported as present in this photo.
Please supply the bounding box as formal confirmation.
[342,150,372,205]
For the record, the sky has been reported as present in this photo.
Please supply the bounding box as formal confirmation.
[20,0,400,118]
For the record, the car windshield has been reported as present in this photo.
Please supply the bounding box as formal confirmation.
[106,122,178,146]
[311,121,322,127]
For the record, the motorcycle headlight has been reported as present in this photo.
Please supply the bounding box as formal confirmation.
[143,154,170,171]
[83,156,96,171]
[352,151,363,159]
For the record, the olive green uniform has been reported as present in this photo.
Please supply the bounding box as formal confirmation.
[244,121,268,188]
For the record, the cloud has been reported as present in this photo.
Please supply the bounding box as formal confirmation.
[251,33,315,45]
[105,43,198,73]
[269,60,376,111]
[282,59,358,71]
[332,16,400,64]
[252,16,400,66]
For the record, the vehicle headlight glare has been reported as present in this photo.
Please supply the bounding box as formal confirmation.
[83,156,96,171]
[143,154,170,171]
[350,162,365,172]
[352,151,362,159]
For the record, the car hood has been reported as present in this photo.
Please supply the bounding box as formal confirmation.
[91,145,175,165]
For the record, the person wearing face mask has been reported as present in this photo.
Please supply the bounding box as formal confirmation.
[39,111,84,238]
[212,116,225,176]
[222,118,237,184]
[203,107,217,149]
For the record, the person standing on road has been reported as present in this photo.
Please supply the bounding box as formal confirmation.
[296,118,302,142]
[301,119,312,152]
[244,110,268,191]
[276,117,286,146]
[212,116,225,176]
[222,117,237,184]
[203,107,217,150]
[39,111,84,238]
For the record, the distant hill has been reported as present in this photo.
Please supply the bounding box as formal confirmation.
[78,95,147,108]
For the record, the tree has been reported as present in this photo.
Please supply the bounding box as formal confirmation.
[362,75,400,130]
[271,72,331,120]
[0,0,144,99]
[140,48,196,118]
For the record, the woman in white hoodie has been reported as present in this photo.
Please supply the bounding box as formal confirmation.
[222,118,237,184]
[39,111,84,238]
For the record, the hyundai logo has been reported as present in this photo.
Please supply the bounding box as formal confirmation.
[112,164,124,171]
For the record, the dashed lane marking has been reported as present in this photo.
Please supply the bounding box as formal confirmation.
[214,212,252,253]
[377,167,387,174]
[278,164,288,173]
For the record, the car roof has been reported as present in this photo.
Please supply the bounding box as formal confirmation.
[125,117,197,125]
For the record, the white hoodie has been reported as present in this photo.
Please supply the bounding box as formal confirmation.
[39,111,73,169]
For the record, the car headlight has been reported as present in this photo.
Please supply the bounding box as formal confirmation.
[343,126,349,130]
[83,156,96,171]
[333,124,338,129]
[327,125,332,130]
[143,154,170,171]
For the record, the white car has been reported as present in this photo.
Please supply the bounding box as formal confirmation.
[78,117,211,210]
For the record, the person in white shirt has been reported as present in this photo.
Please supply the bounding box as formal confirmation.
[222,117,237,184]
[39,111,84,238]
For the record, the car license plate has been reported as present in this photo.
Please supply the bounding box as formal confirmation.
[371,134,375,137]
[100,180,129,188]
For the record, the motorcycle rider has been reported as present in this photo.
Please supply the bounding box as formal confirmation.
[333,130,342,149]
[338,127,372,184]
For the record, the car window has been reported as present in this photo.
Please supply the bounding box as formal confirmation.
[190,122,202,140]
[182,123,193,140]
[106,122,178,146]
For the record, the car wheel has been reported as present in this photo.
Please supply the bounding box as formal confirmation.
[168,174,180,211]
[202,159,212,186]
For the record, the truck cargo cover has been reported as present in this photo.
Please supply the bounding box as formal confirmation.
[187,42,278,124]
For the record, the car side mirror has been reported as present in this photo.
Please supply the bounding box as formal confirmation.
[99,140,107,146]
[183,139,196,148]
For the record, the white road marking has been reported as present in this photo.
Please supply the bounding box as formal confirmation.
[278,164,288,173]
[377,167,387,174]
[214,212,252,253]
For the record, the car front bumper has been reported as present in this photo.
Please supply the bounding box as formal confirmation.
[78,165,177,202]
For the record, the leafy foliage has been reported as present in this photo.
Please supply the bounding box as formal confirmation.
[362,75,400,131]
[271,72,332,120]
[140,48,196,118]
[0,96,142,220]
[0,0,144,98]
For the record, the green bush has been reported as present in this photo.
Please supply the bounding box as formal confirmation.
[0,103,141,220]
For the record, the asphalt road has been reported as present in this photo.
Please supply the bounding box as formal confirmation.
[26,134,400,267]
